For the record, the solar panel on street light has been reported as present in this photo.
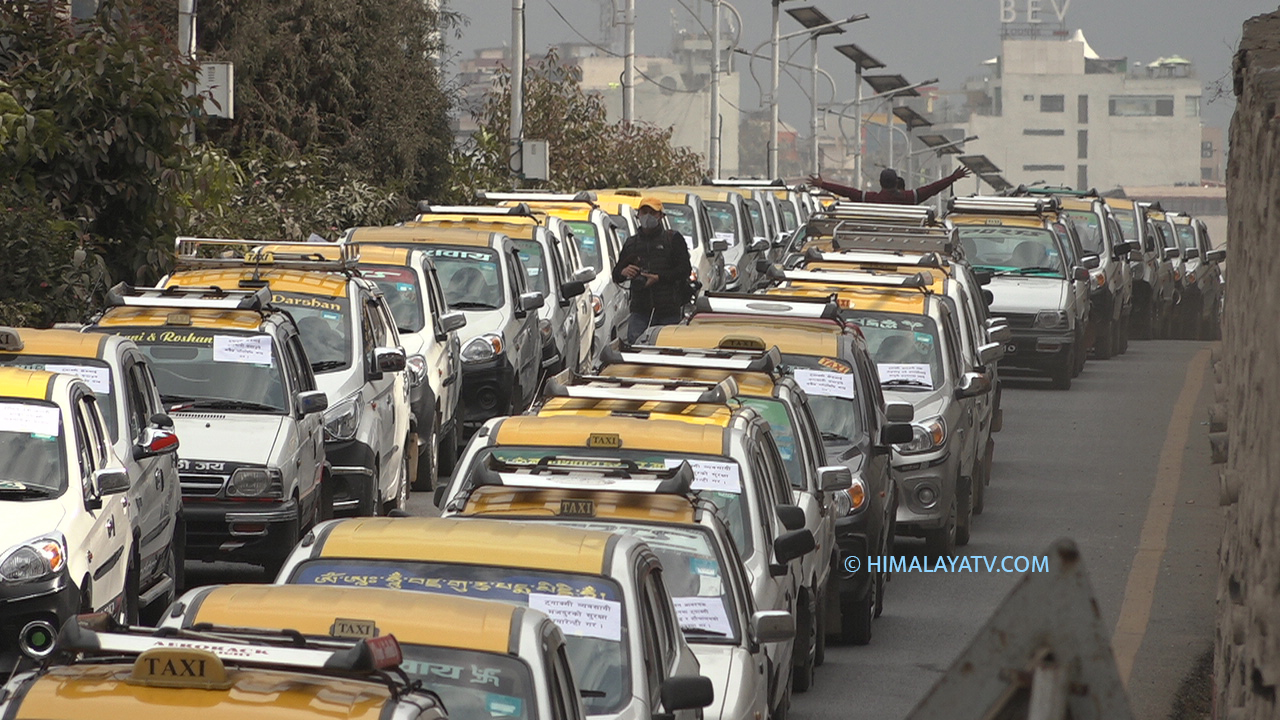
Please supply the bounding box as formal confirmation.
[958,155,1002,176]
[892,105,933,130]
[862,74,917,96]
[833,43,885,71]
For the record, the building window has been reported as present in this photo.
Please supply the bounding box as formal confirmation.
[1201,167,1213,180]
[1023,164,1066,172]
[1186,95,1201,117]
[1023,94,1036,102]
[1078,165,1088,190]
[1201,140,1215,159]
[1040,95,1065,112]
[1108,95,1175,117]
[1023,128,1065,136]
[1078,95,1088,123]
[1077,130,1088,159]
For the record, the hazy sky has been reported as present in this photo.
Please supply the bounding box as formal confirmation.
[444,0,1276,132]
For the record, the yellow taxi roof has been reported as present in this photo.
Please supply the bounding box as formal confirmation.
[598,363,778,397]
[1147,209,1167,221]
[1103,197,1137,209]
[166,267,349,298]
[949,215,1046,228]
[496,411,728,455]
[653,319,842,357]
[354,225,497,248]
[0,367,56,400]
[187,585,518,654]
[634,189,694,205]
[15,664,393,719]
[411,216,541,240]
[352,245,412,266]
[1169,214,1192,225]
[1058,197,1097,211]
[512,203,594,222]
[318,517,615,575]
[657,186,739,203]
[463,486,698,525]
[2,329,107,360]
[95,306,266,331]
[770,284,928,314]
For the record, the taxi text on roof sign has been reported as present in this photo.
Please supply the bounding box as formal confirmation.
[129,647,234,690]
[330,618,380,639]
[587,433,623,449]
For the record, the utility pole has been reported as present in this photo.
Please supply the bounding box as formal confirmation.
[809,34,819,177]
[510,0,525,180]
[622,0,635,124]
[178,0,196,59]
[853,66,863,188]
[768,0,781,179]
[709,0,721,178]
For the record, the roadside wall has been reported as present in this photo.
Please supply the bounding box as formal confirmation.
[1217,9,1280,720]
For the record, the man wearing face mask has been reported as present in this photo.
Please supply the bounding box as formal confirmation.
[612,197,693,344]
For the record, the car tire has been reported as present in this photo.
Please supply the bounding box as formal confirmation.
[923,499,956,557]
[1093,317,1114,359]
[438,421,459,476]
[973,441,992,515]
[840,587,873,646]
[814,588,827,666]
[792,593,816,692]
[414,421,439,492]
[355,470,380,517]
[770,662,792,720]
[320,469,336,521]
[955,479,973,547]
[387,447,411,514]
[1050,352,1073,390]
[119,552,140,627]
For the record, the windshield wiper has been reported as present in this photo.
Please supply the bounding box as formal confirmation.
[310,360,347,372]
[0,484,57,498]
[188,399,282,412]
[450,301,500,310]
[881,379,932,388]
[820,431,851,442]
[680,626,728,637]
[1010,266,1062,275]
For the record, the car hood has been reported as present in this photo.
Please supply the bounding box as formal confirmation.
[689,643,748,720]
[883,387,949,423]
[457,308,509,343]
[989,275,1067,314]
[0,500,66,551]
[169,412,289,466]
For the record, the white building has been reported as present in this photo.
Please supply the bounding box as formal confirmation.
[958,31,1202,191]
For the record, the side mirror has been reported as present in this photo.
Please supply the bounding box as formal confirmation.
[775,504,805,531]
[373,347,407,374]
[1183,247,1200,260]
[977,341,1004,366]
[750,610,795,644]
[93,468,131,497]
[149,412,174,429]
[1113,240,1138,258]
[1204,248,1226,263]
[1081,254,1101,269]
[134,427,179,460]
[773,528,816,565]
[971,268,993,286]
[439,311,467,334]
[297,390,329,416]
[879,422,914,446]
[771,236,787,248]
[1162,247,1181,261]
[659,676,715,713]
[560,280,587,300]
[1072,266,1090,282]
[817,465,852,492]
[987,324,1012,344]
[981,289,994,307]
[710,238,729,253]
[748,238,769,253]
[885,401,915,423]
[433,484,449,508]
[518,291,545,314]
[955,371,993,400]
[572,267,597,283]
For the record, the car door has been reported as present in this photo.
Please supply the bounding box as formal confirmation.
[358,295,397,499]
[282,333,324,511]
[600,220,629,340]
[556,231,594,370]
[939,307,976,480]
[504,246,539,401]
[119,353,169,584]
[422,258,461,429]
[71,392,129,612]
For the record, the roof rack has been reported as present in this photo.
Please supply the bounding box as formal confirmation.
[600,345,783,374]
[470,455,696,496]
[804,248,946,269]
[416,203,534,217]
[542,373,739,404]
[105,282,271,311]
[774,267,933,290]
[705,178,790,189]
[693,291,842,321]
[819,202,937,225]
[477,191,597,206]
[174,238,360,273]
[806,221,957,256]
[948,195,1060,216]
[1005,184,1099,198]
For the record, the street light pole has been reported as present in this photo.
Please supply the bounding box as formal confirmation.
[510,0,524,179]
[768,0,782,179]
[623,0,635,124]
[709,0,721,178]
[809,33,819,176]
[853,65,862,187]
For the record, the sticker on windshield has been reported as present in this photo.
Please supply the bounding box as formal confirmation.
[878,363,933,387]
[713,232,736,246]
[528,594,622,641]
[0,404,60,437]
[485,694,525,717]
[41,364,111,394]
[673,597,734,637]
[914,332,933,344]
[792,369,855,398]
[322,311,341,321]
[212,335,273,366]
[666,459,742,494]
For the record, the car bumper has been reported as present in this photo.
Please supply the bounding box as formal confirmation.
[181,498,302,564]
[894,449,955,532]
[0,570,78,672]
[326,438,378,515]
[461,357,516,427]
[1000,330,1073,373]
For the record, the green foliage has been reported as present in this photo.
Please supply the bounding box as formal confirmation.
[460,50,705,195]
[196,0,458,202]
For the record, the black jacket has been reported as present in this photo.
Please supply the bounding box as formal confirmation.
[611,229,693,315]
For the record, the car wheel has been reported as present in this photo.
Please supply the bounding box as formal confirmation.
[814,587,827,666]
[924,499,957,557]
[840,584,874,645]
[1050,351,1073,390]
[387,448,411,513]
[791,593,816,692]
[119,552,140,627]
[1093,317,1114,359]
[355,469,380,517]
[437,421,459,476]
[873,559,886,618]
[414,421,438,492]
[955,479,973,547]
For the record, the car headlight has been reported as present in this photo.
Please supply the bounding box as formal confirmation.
[689,268,699,283]
[1095,271,1106,287]
[226,468,283,498]
[539,319,553,341]
[0,535,66,583]
[1035,310,1069,330]
[832,476,868,516]
[461,334,504,363]
[1187,271,1197,283]
[323,395,362,442]
[591,294,604,316]
[725,264,739,281]
[895,417,946,455]
[405,354,428,387]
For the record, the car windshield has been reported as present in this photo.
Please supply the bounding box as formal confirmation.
[1175,223,1199,252]
[1111,207,1138,241]
[561,522,741,644]
[778,201,799,232]
[740,397,806,489]
[513,240,550,296]
[271,291,353,373]
[662,203,700,251]
[289,559,629,715]
[0,401,66,497]
[0,356,116,440]
[427,246,506,311]
[845,313,945,392]
[566,221,604,274]
[361,264,425,334]
[1063,209,1106,255]
[957,227,1065,277]
[776,355,862,441]
[399,646,537,720]
[705,201,739,246]
[476,447,754,557]
[744,200,765,239]
[121,330,289,412]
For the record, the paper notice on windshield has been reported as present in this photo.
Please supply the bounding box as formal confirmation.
[0,404,60,437]
[714,232,737,246]
[529,594,622,641]
[42,365,110,394]
[878,363,933,387]
[666,459,742,494]
[213,335,273,366]
[673,597,734,637]
[792,369,855,398]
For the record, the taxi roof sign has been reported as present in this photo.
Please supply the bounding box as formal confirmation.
[0,327,24,352]
[694,291,842,321]
[130,647,233,690]
[948,195,1060,216]
[471,455,696,497]
[479,190,597,206]
[104,282,271,311]
[174,238,361,273]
